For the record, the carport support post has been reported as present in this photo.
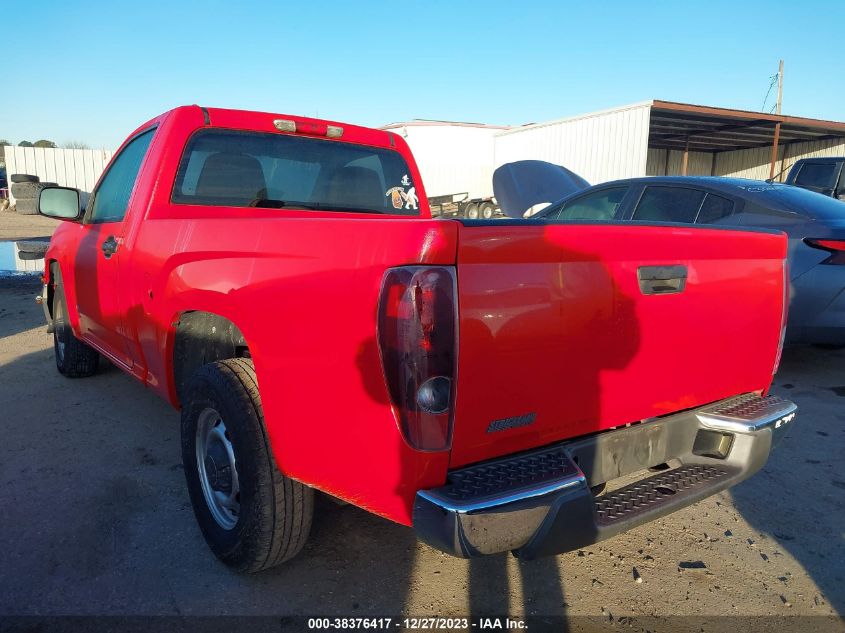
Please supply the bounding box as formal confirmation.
[681,138,690,176]
[769,122,781,180]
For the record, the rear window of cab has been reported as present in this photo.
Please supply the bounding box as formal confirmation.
[172,129,420,215]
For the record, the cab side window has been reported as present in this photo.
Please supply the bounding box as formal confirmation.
[88,129,155,224]
[548,187,628,221]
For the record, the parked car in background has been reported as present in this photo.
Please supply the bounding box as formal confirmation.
[36,107,795,572]
[494,165,845,346]
[785,157,845,200]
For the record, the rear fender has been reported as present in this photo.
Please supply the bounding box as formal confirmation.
[171,310,250,405]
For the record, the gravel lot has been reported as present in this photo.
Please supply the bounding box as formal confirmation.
[0,207,59,241]
[0,212,843,628]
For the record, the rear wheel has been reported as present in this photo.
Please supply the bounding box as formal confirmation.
[465,202,479,219]
[51,266,99,377]
[479,202,495,219]
[181,358,313,572]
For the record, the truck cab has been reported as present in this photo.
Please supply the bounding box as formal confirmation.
[785,157,845,200]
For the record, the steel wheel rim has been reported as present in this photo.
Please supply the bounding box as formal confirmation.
[196,407,240,530]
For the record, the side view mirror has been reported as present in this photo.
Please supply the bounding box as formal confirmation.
[38,186,83,221]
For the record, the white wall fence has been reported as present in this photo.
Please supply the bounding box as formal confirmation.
[3,146,114,204]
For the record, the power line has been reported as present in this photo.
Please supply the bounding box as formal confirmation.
[761,73,778,112]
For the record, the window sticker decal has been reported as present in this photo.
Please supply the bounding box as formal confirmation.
[385,184,419,210]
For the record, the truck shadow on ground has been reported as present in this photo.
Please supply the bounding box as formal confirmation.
[0,276,48,339]
[350,239,641,624]
[730,344,845,615]
[8,271,841,620]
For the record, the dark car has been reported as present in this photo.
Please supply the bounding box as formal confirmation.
[784,157,845,200]
[493,165,845,346]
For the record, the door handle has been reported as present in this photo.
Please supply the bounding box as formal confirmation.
[101,236,118,259]
[638,265,687,295]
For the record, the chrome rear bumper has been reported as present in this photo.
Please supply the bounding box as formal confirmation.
[413,393,796,559]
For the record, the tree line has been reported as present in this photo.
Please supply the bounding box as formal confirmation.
[0,139,90,149]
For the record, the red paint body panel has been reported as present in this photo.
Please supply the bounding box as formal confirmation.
[450,224,785,467]
[43,106,788,526]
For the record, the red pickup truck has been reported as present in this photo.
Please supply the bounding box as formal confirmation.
[36,106,797,572]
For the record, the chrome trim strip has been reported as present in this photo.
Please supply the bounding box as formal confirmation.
[696,397,797,434]
[417,473,586,514]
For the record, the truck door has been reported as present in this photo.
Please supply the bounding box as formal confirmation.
[73,128,155,370]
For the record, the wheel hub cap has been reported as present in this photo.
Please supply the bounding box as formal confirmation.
[195,408,240,530]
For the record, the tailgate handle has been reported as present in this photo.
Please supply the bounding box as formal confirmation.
[637,265,687,295]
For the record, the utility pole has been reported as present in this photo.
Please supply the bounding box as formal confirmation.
[770,60,785,180]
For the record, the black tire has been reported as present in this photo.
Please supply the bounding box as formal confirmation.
[51,265,99,377]
[11,182,39,200]
[11,181,57,201]
[465,202,480,219]
[181,358,313,572]
[15,198,37,215]
[479,202,495,219]
[10,173,39,184]
[15,240,49,256]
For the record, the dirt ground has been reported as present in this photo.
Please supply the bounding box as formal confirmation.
[0,211,843,629]
[0,206,59,240]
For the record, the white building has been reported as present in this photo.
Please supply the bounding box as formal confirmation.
[386,100,845,210]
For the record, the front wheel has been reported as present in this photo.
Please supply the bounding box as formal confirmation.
[51,265,99,377]
[181,358,313,572]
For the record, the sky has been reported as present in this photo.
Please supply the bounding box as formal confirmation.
[3,0,844,150]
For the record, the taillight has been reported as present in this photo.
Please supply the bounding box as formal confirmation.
[773,261,789,375]
[804,238,845,264]
[377,266,457,451]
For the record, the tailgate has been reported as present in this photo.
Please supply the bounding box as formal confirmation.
[450,222,787,468]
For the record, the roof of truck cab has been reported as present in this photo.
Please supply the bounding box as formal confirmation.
[168,105,400,150]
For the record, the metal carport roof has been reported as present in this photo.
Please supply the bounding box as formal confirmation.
[648,100,845,177]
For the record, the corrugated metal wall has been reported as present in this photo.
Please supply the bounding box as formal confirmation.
[390,125,502,199]
[714,138,845,181]
[394,105,845,204]
[646,148,714,176]
[493,103,652,185]
[647,139,845,181]
[3,146,114,204]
